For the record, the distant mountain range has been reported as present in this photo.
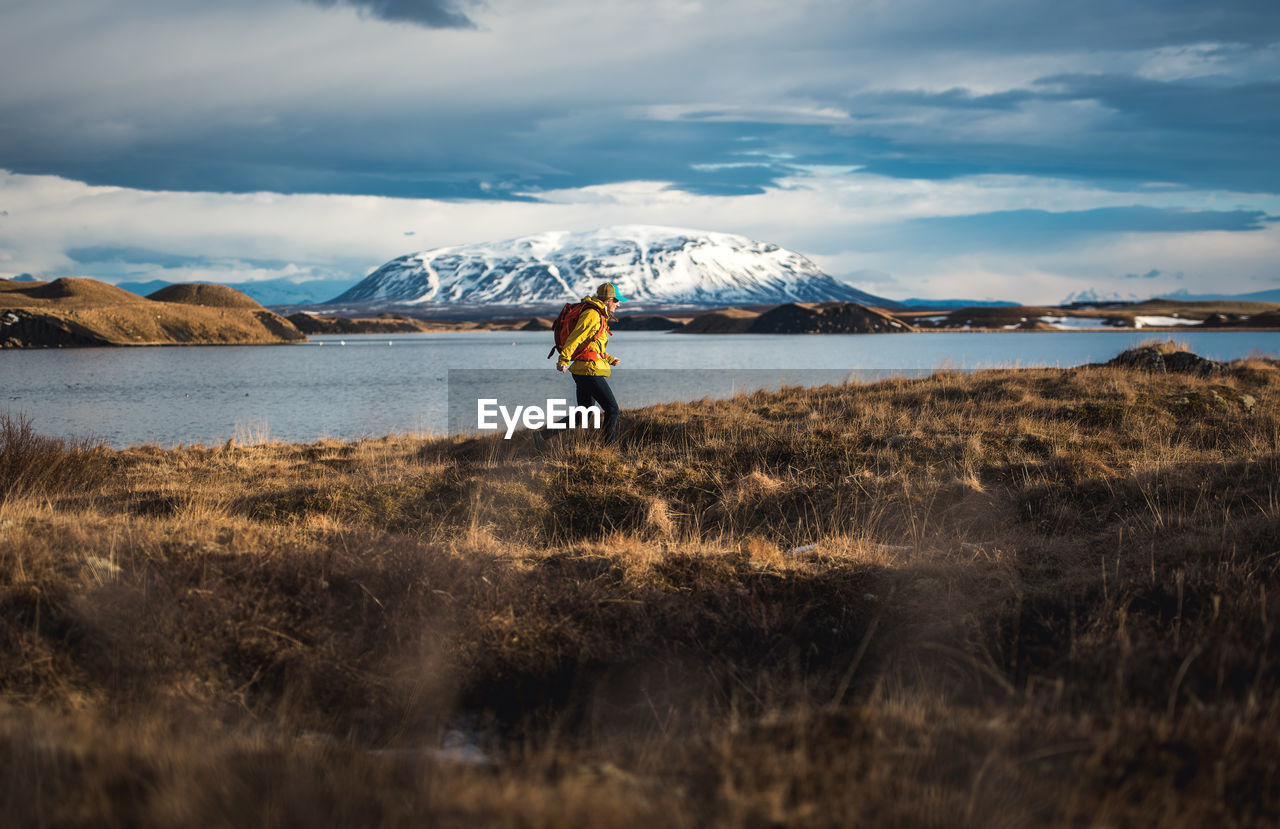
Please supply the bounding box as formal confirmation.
[1062,287,1280,305]
[1060,288,1145,305]
[329,226,898,310]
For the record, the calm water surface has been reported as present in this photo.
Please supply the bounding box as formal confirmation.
[3,330,1278,447]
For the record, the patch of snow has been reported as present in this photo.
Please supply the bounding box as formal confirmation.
[1039,316,1115,330]
[1134,315,1199,328]
[1060,288,1142,304]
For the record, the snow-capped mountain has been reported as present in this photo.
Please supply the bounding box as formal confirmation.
[330,226,894,308]
[1060,288,1144,305]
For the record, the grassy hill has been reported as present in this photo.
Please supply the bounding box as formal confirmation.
[2,343,1278,825]
[0,277,306,347]
[146,282,266,309]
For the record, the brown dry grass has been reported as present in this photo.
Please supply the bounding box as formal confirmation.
[15,304,306,345]
[1,276,305,346]
[147,283,264,309]
[2,344,1279,826]
[2,276,144,306]
[0,413,112,502]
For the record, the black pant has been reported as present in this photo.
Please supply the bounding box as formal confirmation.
[571,373,619,443]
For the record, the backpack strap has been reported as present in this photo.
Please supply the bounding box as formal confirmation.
[567,308,603,361]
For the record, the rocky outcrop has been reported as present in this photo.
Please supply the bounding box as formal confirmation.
[1,309,113,348]
[1200,310,1280,328]
[253,311,308,341]
[1100,344,1225,375]
[286,313,427,334]
[745,302,914,334]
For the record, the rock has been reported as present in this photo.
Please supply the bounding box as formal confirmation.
[746,302,914,334]
[0,309,112,348]
[1100,345,1225,376]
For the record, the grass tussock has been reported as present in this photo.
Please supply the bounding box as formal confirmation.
[3,343,1280,825]
[0,412,112,501]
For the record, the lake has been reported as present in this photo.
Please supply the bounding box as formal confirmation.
[3,329,1278,447]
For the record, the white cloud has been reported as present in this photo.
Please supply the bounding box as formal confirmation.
[816,224,1280,303]
[4,168,1275,304]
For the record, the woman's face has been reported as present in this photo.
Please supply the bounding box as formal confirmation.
[606,298,620,313]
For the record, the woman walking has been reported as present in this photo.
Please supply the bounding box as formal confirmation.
[555,282,626,443]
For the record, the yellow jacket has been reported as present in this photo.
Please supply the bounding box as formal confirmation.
[558,296,617,376]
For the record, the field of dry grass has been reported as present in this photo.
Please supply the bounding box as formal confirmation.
[2,343,1278,826]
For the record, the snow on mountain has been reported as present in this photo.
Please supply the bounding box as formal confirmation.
[1060,288,1144,305]
[331,226,895,308]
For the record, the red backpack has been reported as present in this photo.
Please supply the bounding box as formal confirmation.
[546,302,607,361]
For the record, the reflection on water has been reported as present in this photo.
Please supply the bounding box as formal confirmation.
[3,329,1278,447]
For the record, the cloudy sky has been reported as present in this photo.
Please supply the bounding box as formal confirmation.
[1,0,1278,303]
